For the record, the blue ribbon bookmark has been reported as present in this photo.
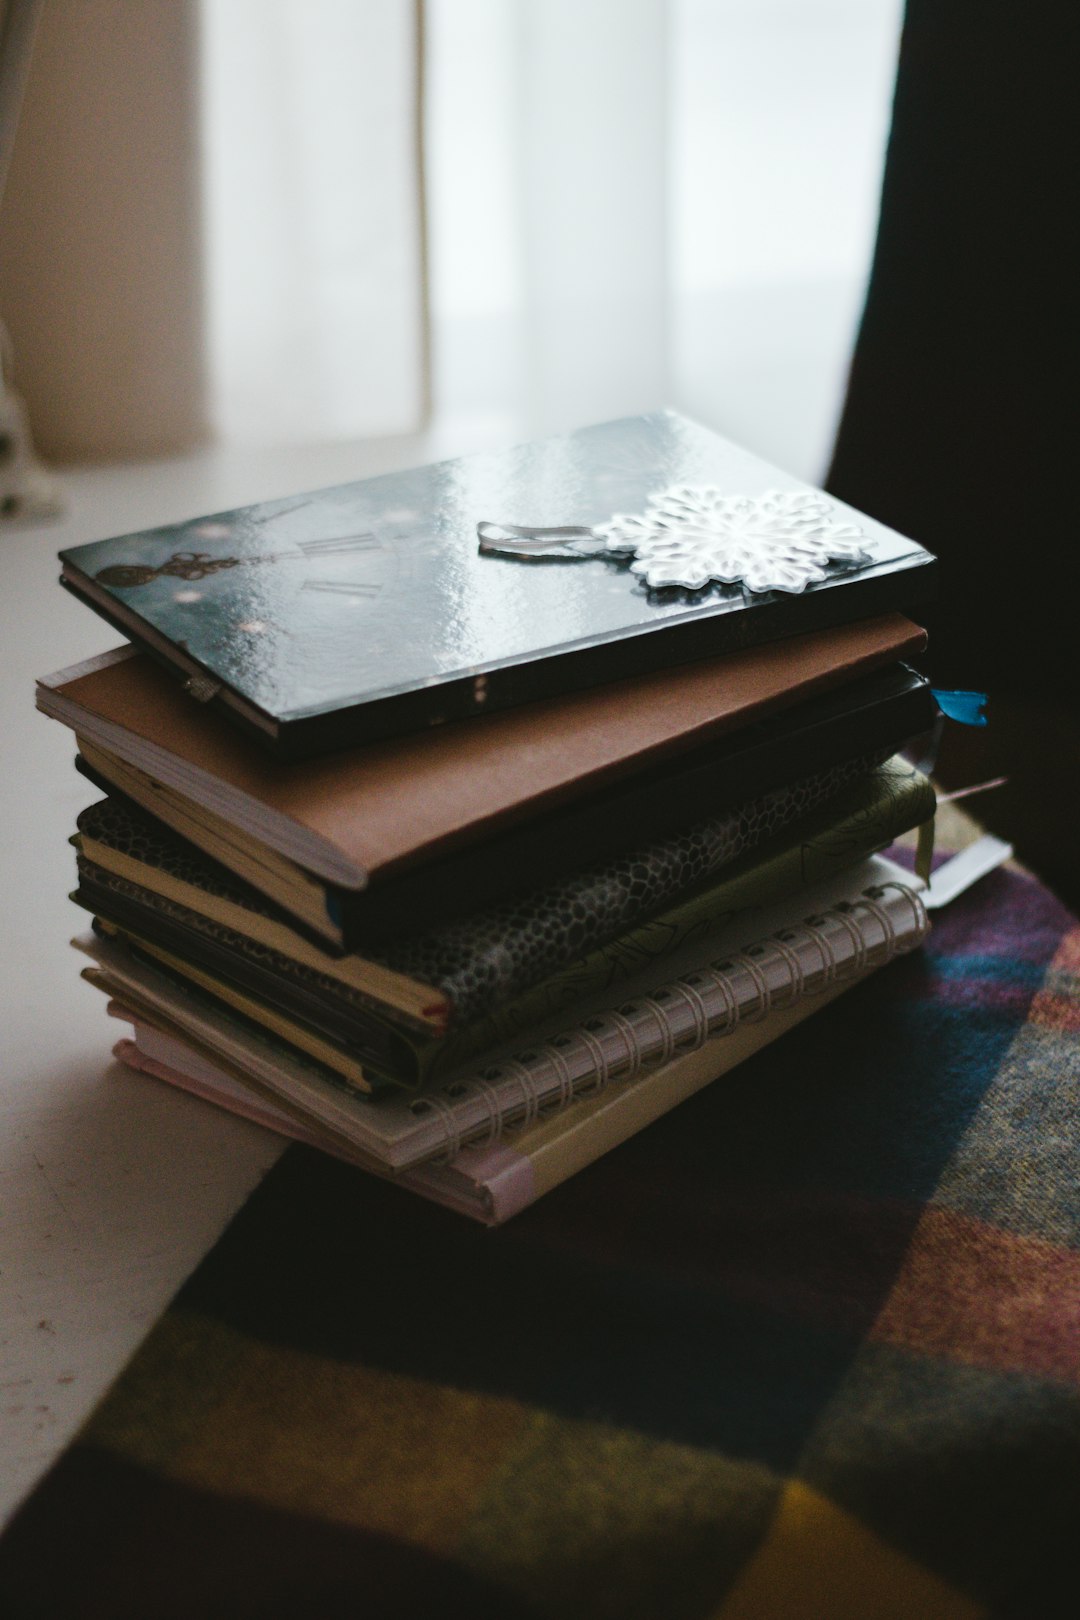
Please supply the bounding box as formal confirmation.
[932,689,988,727]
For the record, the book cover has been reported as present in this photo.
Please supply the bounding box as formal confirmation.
[57,412,936,756]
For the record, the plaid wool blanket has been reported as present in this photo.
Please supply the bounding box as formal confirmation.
[1,847,1078,1618]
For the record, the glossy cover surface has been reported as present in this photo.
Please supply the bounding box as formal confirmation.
[60,411,935,734]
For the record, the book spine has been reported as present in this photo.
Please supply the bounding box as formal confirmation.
[407,880,929,1163]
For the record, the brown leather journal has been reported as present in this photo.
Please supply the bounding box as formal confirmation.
[39,613,925,896]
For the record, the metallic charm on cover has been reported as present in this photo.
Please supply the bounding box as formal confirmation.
[183,673,224,704]
[95,551,249,588]
[95,532,382,590]
[478,486,874,593]
[475,521,601,560]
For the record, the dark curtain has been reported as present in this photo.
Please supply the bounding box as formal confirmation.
[827,0,1080,703]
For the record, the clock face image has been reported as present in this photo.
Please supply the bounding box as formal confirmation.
[76,489,453,716]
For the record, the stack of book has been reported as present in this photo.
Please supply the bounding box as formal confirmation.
[40,412,941,1223]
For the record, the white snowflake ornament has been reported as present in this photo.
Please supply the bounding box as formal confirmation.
[595,487,873,593]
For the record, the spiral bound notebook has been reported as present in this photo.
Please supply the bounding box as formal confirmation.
[111,983,851,1225]
[76,854,929,1175]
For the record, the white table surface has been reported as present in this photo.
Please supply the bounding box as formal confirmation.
[0,428,471,1528]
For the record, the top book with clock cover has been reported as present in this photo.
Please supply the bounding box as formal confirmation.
[58,411,936,760]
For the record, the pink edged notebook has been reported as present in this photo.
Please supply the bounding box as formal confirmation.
[110,974,849,1226]
[98,854,932,1220]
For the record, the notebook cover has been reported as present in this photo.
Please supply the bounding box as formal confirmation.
[38,611,928,900]
[57,412,936,757]
[417,759,935,1082]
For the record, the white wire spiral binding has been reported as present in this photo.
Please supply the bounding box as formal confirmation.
[470,1074,507,1143]
[422,1093,465,1161]
[827,904,870,975]
[874,881,930,943]
[575,1022,613,1094]
[674,977,711,1044]
[727,950,773,1022]
[606,1008,641,1075]
[799,917,838,986]
[640,995,677,1063]
[547,1040,576,1110]
[701,961,740,1034]
[767,933,807,1001]
[498,1056,540,1130]
[425,881,926,1152]
[855,892,896,957]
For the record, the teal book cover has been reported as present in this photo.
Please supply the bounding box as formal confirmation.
[60,412,935,758]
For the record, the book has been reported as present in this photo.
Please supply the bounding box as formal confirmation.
[75,662,935,949]
[72,746,903,1029]
[72,757,936,1087]
[95,921,378,1092]
[75,853,929,1175]
[56,412,936,757]
[111,980,850,1224]
[44,621,930,897]
[38,614,928,946]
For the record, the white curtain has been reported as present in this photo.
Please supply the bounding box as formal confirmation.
[671,0,904,478]
[425,0,669,446]
[2,0,901,469]
[198,0,903,480]
[201,0,427,446]
[426,0,903,480]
